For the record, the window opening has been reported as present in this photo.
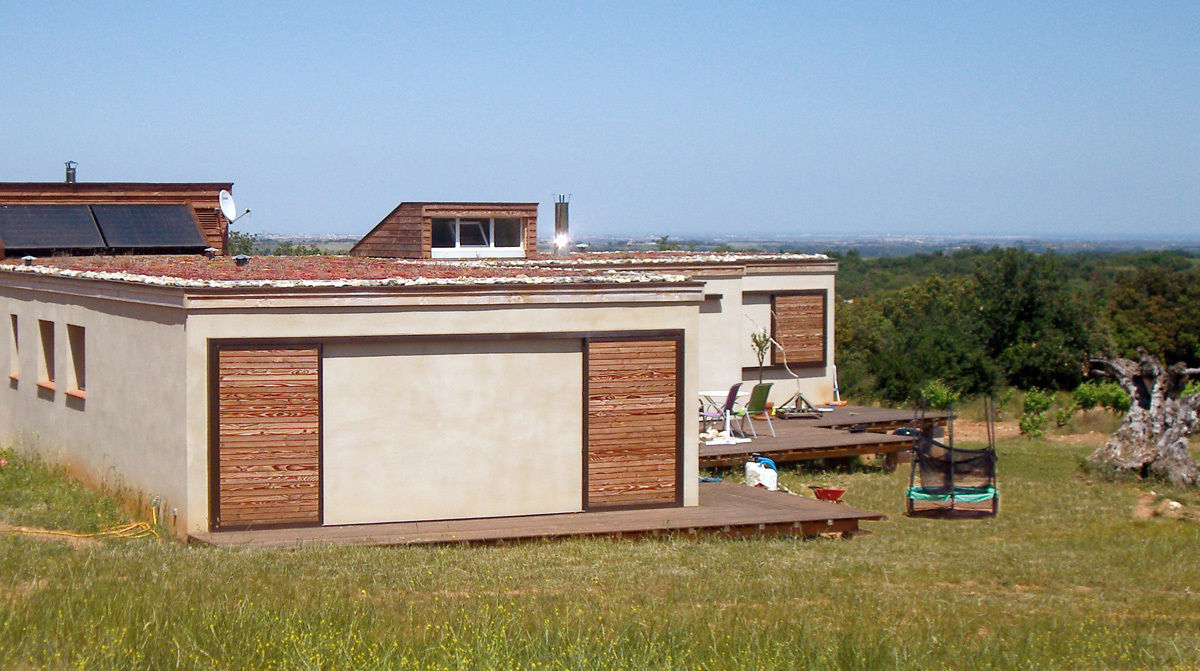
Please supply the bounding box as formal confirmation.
[37,319,54,391]
[7,315,16,381]
[67,324,85,398]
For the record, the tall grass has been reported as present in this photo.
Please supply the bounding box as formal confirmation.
[2,440,1199,669]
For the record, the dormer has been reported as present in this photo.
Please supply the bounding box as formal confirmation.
[350,202,537,259]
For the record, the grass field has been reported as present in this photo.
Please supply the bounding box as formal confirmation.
[2,437,1199,670]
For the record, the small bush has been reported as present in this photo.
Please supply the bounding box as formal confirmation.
[1074,381,1130,413]
[1183,380,1200,397]
[917,379,960,410]
[1020,389,1053,438]
[1054,399,1078,428]
[1073,382,1102,411]
[1097,382,1131,412]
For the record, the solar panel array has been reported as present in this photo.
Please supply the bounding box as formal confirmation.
[0,204,208,255]
[0,205,106,252]
[91,204,208,250]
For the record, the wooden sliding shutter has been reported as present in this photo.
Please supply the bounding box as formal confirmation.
[585,337,681,509]
[772,292,827,367]
[213,345,321,529]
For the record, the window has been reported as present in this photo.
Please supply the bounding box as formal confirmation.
[67,324,85,399]
[7,315,16,381]
[430,217,524,258]
[37,319,55,391]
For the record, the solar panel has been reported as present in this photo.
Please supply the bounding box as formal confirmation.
[90,204,208,250]
[0,205,106,252]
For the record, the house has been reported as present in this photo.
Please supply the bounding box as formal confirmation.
[0,181,234,255]
[0,198,840,539]
[1,256,702,535]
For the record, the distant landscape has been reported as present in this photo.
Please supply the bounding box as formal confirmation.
[240,231,1200,258]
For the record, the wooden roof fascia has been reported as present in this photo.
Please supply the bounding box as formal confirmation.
[0,183,233,195]
[741,260,839,275]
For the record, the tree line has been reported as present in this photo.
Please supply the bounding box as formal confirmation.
[831,247,1200,403]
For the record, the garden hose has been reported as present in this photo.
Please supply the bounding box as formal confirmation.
[1,521,157,540]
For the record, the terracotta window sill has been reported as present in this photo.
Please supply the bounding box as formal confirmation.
[65,388,87,401]
[7,374,16,383]
[37,380,56,392]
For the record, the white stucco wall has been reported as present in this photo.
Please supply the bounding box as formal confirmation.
[0,278,189,532]
[322,338,583,524]
[183,293,700,533]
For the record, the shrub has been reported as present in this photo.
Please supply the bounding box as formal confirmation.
[1183,380,1200,397]
[1096,382,1131,413]
[1054,399,1078,428]
[917,379,960,410]
[1020,389,1053,438]
[1074,381,1130,413]
[1073,382,1102,411]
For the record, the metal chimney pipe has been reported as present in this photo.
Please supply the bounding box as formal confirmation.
[553,194,569,256]
[64,161,77,184]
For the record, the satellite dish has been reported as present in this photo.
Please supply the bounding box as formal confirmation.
[218,190,237,221]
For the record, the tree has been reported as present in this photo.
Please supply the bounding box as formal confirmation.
[870,275,998,402]
[1086,350,1200,488]
[227,231,259,256]
[1104,266,1200,367]
[973,248,1098,390]
[750,329,772,384]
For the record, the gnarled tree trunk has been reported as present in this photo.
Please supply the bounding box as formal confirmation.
[1088,351,1200,488]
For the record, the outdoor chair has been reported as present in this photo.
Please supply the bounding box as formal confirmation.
[733,382,775,438]
[700,382,743,433]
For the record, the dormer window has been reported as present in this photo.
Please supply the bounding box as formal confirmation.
[431,217,524,258]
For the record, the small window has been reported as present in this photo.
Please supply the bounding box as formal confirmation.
[67,324,85,399]
[458,219,488,246]
[37,319,55,391]
[431,218,456,248]
[7,315,17,381]
[493,218,522,248]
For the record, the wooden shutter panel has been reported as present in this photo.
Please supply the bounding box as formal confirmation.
[772,293,827,367]
[586,338,681,508]
[214,346,321,528]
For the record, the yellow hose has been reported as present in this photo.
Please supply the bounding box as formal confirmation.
[1,521,157,540]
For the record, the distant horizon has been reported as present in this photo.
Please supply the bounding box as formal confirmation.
[242,227,1200,248]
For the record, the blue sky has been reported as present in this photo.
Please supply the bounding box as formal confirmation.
[2,2,1197,239]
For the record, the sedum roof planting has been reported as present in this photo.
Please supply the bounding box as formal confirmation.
[0,255,690,289]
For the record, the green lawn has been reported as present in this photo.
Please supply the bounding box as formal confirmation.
[2,439,1199,670]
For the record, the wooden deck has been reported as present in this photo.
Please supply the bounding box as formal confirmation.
[699,405,947,469]
[701,423,915,468]
[797,405,947,431]
[189,482,883,549]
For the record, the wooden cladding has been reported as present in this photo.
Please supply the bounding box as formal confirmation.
[0,182,231,253]
[586,337,682,509]
[213,346,321,529]
[771,291,827,367]
[350,202,538,259]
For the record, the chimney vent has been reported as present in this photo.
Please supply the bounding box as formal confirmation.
[64,161,77,184]
[553,194,569,255]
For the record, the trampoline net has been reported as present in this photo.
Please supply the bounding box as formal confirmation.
[912,437,996,496]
